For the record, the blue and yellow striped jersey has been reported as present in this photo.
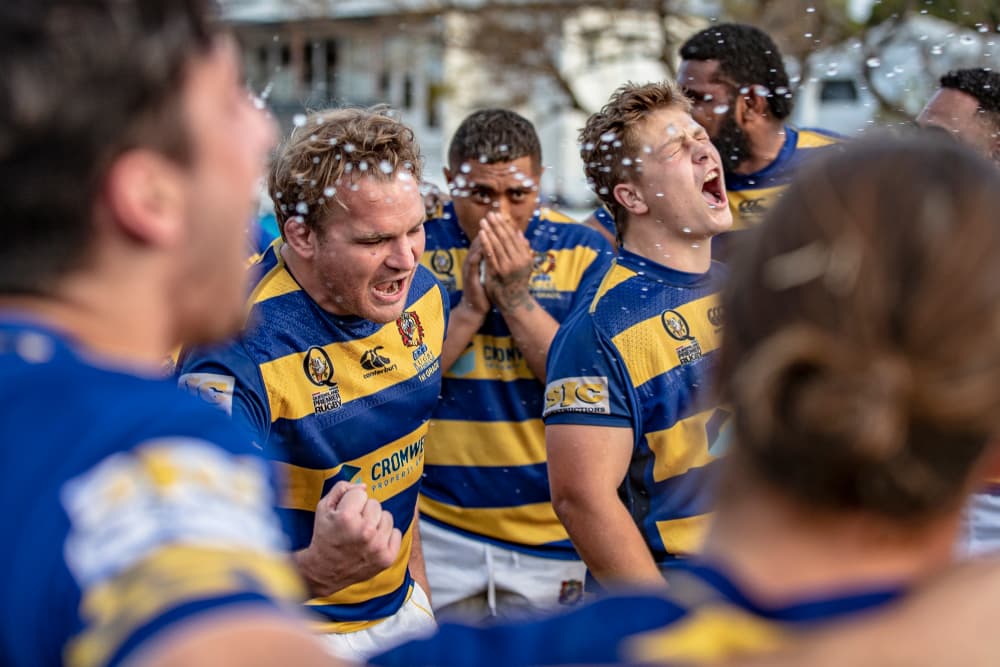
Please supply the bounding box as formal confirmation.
[592,206,616,238]
[178,241,449,631]
[370,559,904,666]
[419,203,613,558]
[0,318,301,667]
[716,126,841,258]
[543,249,728,563]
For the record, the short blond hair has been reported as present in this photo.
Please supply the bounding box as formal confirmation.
[579,82,691,241]
[269,106,423,235]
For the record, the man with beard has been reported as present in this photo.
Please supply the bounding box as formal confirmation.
[676,23,840,260]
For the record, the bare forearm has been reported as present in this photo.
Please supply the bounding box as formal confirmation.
[554,492,664,589]
[408,518,431,605]
[498,298,558,382]
[292,547,345,598]
[440,302,486,374]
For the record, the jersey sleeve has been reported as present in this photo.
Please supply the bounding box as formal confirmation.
[542,309,633,428]
[177,340,270,445]
[57,407,302,667]
[569,232,614,312]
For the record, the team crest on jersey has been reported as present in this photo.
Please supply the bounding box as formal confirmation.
[429,250,457,291]
[533,251,556,274]
[558,579,584,606]
[360,346,398,379]
[431,249,454,275]
[530,250,559,298]
[396,311,425,348]
[662,310,702,365]
[398,310,438,379]
[661,309,693,341]
[303,346,342,413]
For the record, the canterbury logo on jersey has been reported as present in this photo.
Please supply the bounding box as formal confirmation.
[543,376,611,416]
[737,198,767,214]
[360,346,397,379]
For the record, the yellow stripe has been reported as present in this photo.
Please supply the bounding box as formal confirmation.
[796,129,840,148]
[726,185,784,231]
[647,409,720,483]
[534,246,602,293]
[447,334,534,382]
[310,584,415,634]
[248,241,300,306]
[259,287,445,422]
[624,605,785,663]
[539,207,576,223]
[67,546,303,667]
[422,246,599,296]
[305,525,413,607]
[275,423,427,511]
[655,514,711,556]
[611,293,721,388]
[419,495,569,546]
[424,418,545,467]
[591,261,636,308]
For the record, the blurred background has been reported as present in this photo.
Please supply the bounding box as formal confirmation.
[221,0,1000,211]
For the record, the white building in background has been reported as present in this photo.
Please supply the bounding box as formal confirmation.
[793,14,1000,135]
[228,3,999,205]
[222,0,719,208]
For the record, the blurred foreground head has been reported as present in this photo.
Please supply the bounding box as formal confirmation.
[0,0,275,345]
[718,136,1000,521]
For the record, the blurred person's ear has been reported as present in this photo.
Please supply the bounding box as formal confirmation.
[102,149,185,247]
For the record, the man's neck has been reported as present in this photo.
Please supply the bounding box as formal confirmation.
[0,275,175,374]
[622,219,714,274]
[702,486,961,607]
[731,121,788,175]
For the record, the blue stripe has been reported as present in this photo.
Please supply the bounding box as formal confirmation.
[633,351,718,433]
[305,575,413,623]
[434,378,543,422]
[421,462,552,508]
[245,266,441,363]
[277,481,420,550]
[681,562,903,622]
[593,253,723,338]
[266,372,438,468]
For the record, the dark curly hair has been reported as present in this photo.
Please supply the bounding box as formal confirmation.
[679,23,792,120]
[447,109,541,171]
[940,68,1000,129]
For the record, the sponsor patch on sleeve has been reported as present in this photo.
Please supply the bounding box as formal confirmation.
[60,438,287,588]
[543,376,611,416]
[178,372,235,415]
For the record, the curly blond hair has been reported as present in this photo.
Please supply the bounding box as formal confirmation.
[268,106,423,235]
[579,81,691,242]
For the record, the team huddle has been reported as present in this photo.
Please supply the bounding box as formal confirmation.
[7,1,1000,666]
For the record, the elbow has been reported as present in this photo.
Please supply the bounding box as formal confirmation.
[550,482,587,527]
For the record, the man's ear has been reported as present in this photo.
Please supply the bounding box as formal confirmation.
[282,215,317,259]
[102,149,185,247]
[739,85,770,125]
[442,165,453,185]
[613,181,649,216]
